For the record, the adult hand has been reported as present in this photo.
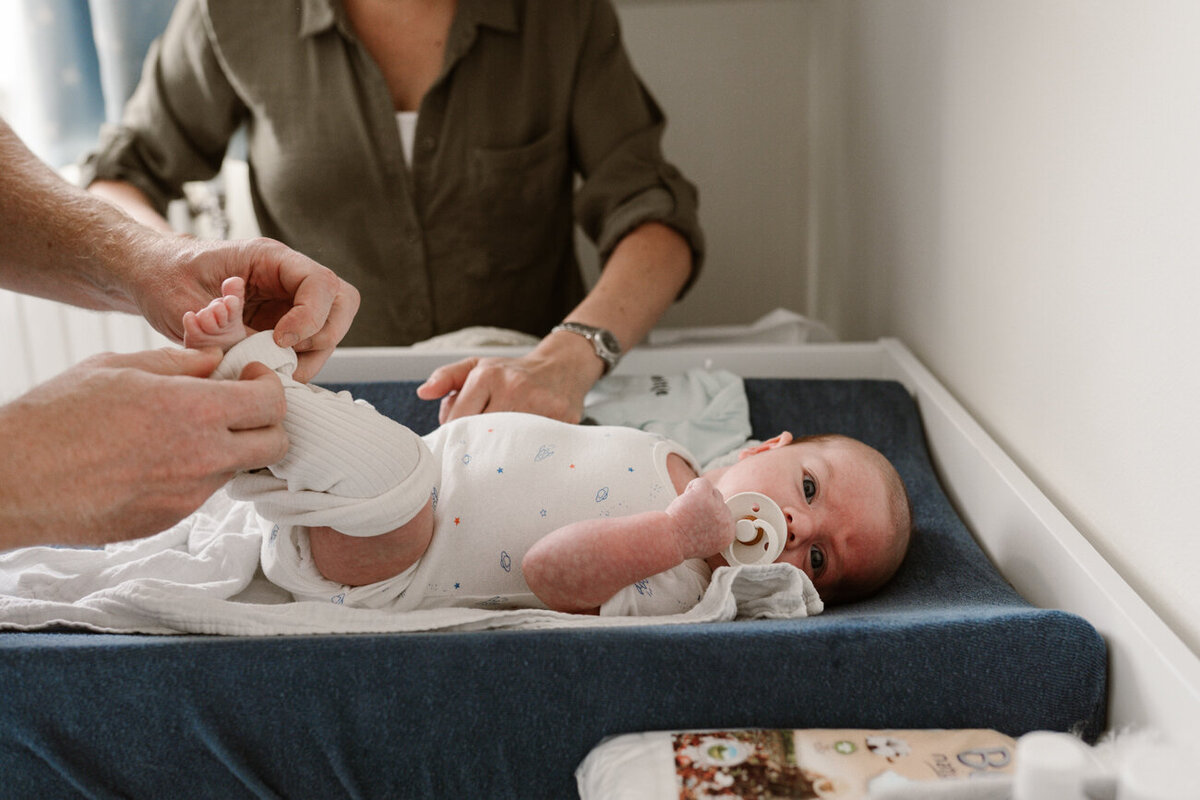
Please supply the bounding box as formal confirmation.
[416,333,605,424]
[2,123,357,382]
[132,235,360,382]
[0,347,288,550]
[416,223,695,424]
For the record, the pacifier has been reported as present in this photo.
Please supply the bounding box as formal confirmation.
[721,492,788,566]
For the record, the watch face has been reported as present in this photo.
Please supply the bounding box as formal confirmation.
[596,329,620,356]
[552,323,621,370]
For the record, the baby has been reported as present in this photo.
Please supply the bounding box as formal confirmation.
[187,279,912,614]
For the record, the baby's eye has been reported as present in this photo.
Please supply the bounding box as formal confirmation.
[802,476,817,503]
[809,545,825,575]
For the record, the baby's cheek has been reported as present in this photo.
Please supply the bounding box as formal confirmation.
[779,551,810,578]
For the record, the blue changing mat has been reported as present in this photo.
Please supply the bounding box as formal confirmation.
[0,379,1106,800]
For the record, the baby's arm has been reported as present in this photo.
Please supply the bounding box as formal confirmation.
[522,477,736,613]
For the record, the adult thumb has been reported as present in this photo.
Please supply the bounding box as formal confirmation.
[96,346,224,378]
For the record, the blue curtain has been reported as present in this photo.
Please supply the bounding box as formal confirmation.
[20,0,175,166]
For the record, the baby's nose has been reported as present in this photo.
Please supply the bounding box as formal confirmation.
[784,507,812,543]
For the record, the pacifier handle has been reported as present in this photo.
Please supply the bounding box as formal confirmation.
[735,518,768,546]
[721,492,787,566]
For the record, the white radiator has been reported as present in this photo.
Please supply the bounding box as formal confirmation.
[0,289,169,402]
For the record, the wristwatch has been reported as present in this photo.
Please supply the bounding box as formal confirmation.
[550,322,622,375]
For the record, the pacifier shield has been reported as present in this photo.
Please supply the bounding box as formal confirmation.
[722,492,787,566]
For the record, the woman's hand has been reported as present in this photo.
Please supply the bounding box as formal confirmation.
[416,221,695,423]
[416,331,604,424]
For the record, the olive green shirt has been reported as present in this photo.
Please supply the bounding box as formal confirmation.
[81,0,704,346]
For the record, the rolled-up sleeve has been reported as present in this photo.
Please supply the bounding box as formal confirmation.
[77,0,245,214]
[570,0,705,283]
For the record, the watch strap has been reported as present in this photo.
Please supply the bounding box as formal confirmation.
[550,322,621,375]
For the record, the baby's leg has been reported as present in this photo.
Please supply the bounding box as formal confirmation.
[217,327,440,596]
[308,498,435,586]
[226,338,440,594]
[183,276,247,352]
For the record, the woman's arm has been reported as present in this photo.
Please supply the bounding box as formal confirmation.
[88,179,173,232]
[80,0,244,218]
[416,0,702,423]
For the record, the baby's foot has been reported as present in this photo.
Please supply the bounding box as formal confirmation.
[183,276,247,352]
[664,477,737,560]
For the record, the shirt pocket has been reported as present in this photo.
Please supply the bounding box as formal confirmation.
[468,128,570,277]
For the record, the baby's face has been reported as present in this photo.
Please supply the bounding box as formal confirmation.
[712,437,898,602]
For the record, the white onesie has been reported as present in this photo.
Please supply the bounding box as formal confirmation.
[221,335,710,616]
[404,412,711,616]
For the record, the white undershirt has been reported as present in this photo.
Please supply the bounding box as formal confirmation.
[396,111,418,167]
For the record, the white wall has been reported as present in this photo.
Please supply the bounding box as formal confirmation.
[0,5,35,142]
[615,0,814,327]
[811,0,1200,655]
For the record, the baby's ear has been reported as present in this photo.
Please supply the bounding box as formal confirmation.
[737,432,794,460]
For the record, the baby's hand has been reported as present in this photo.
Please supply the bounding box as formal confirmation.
[665,477,736,560]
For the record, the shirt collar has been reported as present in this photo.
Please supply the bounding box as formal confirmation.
[297,0,337,38]
[440,0,518,72]
[457,0,519,35]
[296,0,518,39]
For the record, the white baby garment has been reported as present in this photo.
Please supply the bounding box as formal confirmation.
[214,331,438,536]
[261,409,711,616]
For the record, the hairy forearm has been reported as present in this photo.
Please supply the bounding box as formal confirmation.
[0,119,151,312]
[522,511,687,612]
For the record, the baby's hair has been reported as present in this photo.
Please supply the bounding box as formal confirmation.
[792,433,913,602]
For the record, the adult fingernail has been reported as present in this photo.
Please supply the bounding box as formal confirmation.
[276,331,298,348]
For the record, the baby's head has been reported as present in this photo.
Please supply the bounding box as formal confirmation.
[711,432,912,604]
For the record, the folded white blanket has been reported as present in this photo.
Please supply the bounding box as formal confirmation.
[0,490,822,636]
[584,368,751,469]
